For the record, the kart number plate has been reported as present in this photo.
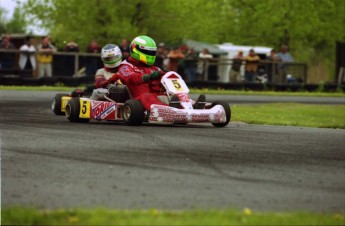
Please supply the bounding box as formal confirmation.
[79,99,91,118]
[170,79,184,92]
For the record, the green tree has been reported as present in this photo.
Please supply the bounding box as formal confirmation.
[5,7,27,33]
[222,0,345,81]
[24,0,142,50]
[0,5,27,34]
[22,0,345,81]
[0,7,7,33]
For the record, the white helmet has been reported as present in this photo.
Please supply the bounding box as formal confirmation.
[101,44,122,68]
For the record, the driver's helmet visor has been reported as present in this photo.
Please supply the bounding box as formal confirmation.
[137,45,157,56]
[102,55,120,63]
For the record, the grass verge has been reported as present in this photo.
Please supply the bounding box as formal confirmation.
[1,85,345,97]
[232,103,345,129]
[2,207,344,225]
[189,88,345,97]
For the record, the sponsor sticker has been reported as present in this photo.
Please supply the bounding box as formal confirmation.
[92,101,116,119]
[120,66,132,77]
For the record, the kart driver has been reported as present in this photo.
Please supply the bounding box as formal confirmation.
[94,44,123,88]
[116,35,169,110]
[117,35,206,111]
[90,44,124,100]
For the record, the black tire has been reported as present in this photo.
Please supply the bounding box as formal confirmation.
[211,101,231,127]
[52,93,69,115]
[123,99,145,126]
[65,97,90,123]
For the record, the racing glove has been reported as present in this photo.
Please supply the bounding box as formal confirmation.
[108,73,120,84]
[142,71,162,82]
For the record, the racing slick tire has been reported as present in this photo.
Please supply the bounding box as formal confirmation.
[65,97,90,123]
[52,93,69,115]
[210,101,231,127]
[123,99,145,126]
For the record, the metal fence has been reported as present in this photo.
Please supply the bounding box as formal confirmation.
[1,49,308,84]
[0,49,102,77]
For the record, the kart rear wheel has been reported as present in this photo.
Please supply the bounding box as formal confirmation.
[52,93,69,115]
[123,99,145,126]
[211,101,231,127]
[65,97,90,123]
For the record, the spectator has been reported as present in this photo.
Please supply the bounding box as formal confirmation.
[154,42,167,69]
[0,34,16,69]
[266,49,281,83]
[37,36,56,78]
[197,48,213,80]
[184,47,198,82]
[229,50,244,83]
[167,46,185,72]
[64,41,79,76]
[276,44,294,83]
[119,38,130,60]
[87,39,101,53]
[64,41,79,52]
[162,47,170,69]
[86,39,102,76]
[244,49,260,82]
[177,44,189,77]
[18,36,36,73]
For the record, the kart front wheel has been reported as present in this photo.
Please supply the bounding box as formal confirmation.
[211,101,231,127]
[65,97,90,123]
[52,93,69,115]
[123,99,145,126]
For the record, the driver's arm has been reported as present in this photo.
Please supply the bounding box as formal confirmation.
[95,73,121,88]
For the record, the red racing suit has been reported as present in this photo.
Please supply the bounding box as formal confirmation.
[95,67,120,88]
[117,57,167,110]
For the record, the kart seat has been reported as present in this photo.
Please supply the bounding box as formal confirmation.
[108,85,132,103]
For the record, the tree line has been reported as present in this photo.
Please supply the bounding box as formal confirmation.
[1,0,345,81]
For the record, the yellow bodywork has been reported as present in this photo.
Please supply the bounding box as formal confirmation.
[61,96,71,112]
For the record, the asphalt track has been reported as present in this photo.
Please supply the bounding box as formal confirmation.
[1,90,345,213]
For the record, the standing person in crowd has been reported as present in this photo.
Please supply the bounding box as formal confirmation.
[162,47,170,69]
[37,36,56,78]
[86,39,102,76]
[167,46,185,72]
[19,36,36,74]
[154,42,167,69]
[119,38,130,60]
[197,48,213,80]
[229,50,244,83]
[64,41,79,76]
[276,44,294,83]
[117,35,205,111]
[184,47,198,82]
[64,41,79,52]
[244,49,260,82]
[0,34,16,69]
[177,44,188,78]
[266,49,281,83]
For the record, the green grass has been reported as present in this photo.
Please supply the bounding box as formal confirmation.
[232,103,345,129]
[1,86,344,129]
[2,207,344,225]
[1,85,345,97]
[190,88,345,97]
